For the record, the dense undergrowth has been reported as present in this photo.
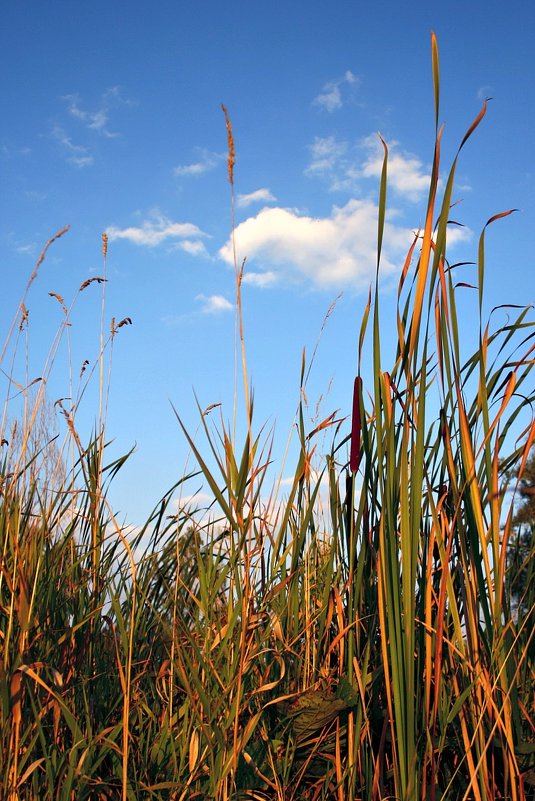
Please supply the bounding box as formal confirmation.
[1,35,534,801]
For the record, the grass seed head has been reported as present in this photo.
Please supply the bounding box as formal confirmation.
[221,103,235,186]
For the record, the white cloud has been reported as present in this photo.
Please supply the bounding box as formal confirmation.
[172,490,219,524]
[50,125,93,167]
[313,70,359,112]
[174,162,210,176]
[438,224,471,248]
[174,148,225,176]
[175,491,215,508]
[196,294,234,314]
[305,133,432,201]
[175,239,209,257]
[315,86,342,113]
[219,201,409,291]
[242,270,278,288]
[219,201,471,292]
[107,211,208,248]
[359,135,430,202]
[237,188,277,208]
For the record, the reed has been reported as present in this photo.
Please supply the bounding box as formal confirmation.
[0,33,533,801]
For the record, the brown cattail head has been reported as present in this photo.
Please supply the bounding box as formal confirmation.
[221,104,235,186]
[350,376,363,473]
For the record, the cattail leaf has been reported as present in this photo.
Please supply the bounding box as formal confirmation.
[431,31,440,130]
[376,134,388,272]
[459,98,489,153]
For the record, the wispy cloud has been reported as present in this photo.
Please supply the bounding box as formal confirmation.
[6,232,37,256]
[52,87,133,166]
[64,94,114,135]
[219,201,470,292]
[305,136,349,179]
[175,491,215,508]
[313,70,359,113]
[107,210,208,248]
[195,294,233,314]
[160,293,232,327]
[160,314,184,328]
[102,85,136,106]
[1,142,32,159]
[305,133,431,201]
[174,239,209,257]
[173,148,225,176]
[15,243,36,255]
[50,125,93,167]
[25,190,47,201]
[237,188,277,208]
[61,86,133,138]
[242,270,278,288]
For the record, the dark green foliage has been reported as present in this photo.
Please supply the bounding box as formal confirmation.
[507,446,535,613]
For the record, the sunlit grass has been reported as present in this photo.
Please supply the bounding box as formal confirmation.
[1,33,534,801]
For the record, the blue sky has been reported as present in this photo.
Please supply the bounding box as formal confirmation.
[1,1,533,524]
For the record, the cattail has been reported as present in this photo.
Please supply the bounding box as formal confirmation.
[102,232,108,258]
[221,104,235,186]
[350,376,363,473]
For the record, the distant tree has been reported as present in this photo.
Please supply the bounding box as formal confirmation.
[506,445,535,613]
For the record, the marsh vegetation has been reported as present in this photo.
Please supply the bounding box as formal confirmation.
[1,35,534,801]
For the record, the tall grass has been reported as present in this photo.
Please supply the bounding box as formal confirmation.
[1,34,534,800]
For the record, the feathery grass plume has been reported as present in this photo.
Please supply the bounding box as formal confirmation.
[222,103,252,442]
[221,102,235,186]
[79,276,107,292]
[1,226,69,366]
